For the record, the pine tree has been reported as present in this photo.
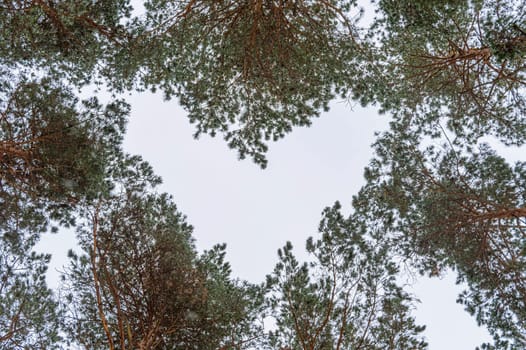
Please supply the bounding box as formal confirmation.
[61,155,263,349]
[353,125,526,348]
[0,200,61,349]
[366,0,526,145]
[345,2,526,346]
[113,0,363,167]
[1,1,525,348]
[265,203,427,350]
[0,0,133,83]
[0,73,129,234]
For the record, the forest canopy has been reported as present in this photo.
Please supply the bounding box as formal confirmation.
[0,0,525,349]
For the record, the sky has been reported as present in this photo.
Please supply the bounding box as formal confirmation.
[37,90,493,349]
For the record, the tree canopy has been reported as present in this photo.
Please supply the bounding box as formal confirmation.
[61,157,263,349]
[265,203,427,350]
[1,0,525,348]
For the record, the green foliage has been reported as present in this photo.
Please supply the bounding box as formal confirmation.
[0,74,129,238]
[0,75,128,199]
[0,204,61,349]
[0,0,133,82]
[195,244,265,350]
[353,125,526,348]
[61,156,262,349]
[63,194,201,349]
[345,2,526,346]
[368,0,526,147]
[266,203,427,350]
[108,0,363,167]
[1,0,525,348]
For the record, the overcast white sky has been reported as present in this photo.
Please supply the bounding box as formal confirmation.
[38,90,494,349]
